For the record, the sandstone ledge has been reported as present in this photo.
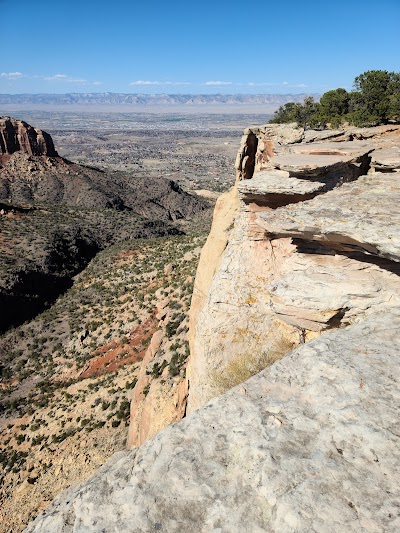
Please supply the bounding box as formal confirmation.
[25,309,400,533]
[237,169,325,206]
[256,172,400,262]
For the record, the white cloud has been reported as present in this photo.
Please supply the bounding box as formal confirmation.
[245,82,275,87]
[0,71,103,85]
[204,81,233,86]
[130,80,163,85]
[44,74,87,83]
[0,71,24,79]
[45,74,68,80]
[43,74,102,85]
[130,80,191,86]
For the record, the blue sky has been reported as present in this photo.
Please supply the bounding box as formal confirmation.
[1,0,399,94]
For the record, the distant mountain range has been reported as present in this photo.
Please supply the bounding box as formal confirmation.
[0,93,318,107]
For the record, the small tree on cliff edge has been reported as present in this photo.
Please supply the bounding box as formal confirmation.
[295,97,320,129]
[318,88,350,128]
[270,97,319,129]
[388,72,400,122]
[269,70,400,128]
[350,70,392,126]
[269,101,298,124]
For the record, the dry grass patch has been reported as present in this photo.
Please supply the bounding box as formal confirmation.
[211,338,295,394]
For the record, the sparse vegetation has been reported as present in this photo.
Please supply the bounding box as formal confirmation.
[0,110,237,531]
[270,70,400,128]
[210,339,294,394]
[0,228,208,531]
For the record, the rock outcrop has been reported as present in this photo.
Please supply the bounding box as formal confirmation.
[126,330,188,449]
[0,116,209,219]
[25,309,400,533]
[187,123,400,412]
[24,123,400,532]
[0,116,58,160]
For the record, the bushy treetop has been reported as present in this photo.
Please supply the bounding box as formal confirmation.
[269,70,400,129]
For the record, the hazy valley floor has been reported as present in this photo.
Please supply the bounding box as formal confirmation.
[5,111,268,193]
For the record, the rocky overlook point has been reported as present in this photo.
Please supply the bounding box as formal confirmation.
[25,123,400,532]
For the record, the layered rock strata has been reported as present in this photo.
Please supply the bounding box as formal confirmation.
[187,123,400,412]
[0,116,57,160]
[24,124,400,532]
[126,328,188,449]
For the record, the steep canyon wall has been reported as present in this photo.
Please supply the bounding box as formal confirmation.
[25,123,400,532]
[187,123,400,411]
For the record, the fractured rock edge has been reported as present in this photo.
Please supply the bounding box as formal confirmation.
[256,172,400,262]
[24,309,400,533]
[23,124,400,532]
[187,124,400,413]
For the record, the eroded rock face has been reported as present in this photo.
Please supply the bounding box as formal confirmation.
[24,309,400,533]
[0,116,58,159]
[0,116,209,218]
[187,124,400,412]
[257,172,400,261]
[127,330,188,448]
[23,123,400,532]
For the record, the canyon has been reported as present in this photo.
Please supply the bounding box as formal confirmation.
[23,122,400,532]
[0,116,211,531]
[0,116,208,332]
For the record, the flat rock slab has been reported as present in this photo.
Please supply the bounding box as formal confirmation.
[371,147,400,170]
[256,173,400,262]
[237,169,325,199]
[290,140,374,156]
[271,153,353,174]
[25,309,400,533]
[269,141,374,176]
[302,125,400,143]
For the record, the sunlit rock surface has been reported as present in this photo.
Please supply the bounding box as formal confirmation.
[25,309,400,533]
[25,124,400,533]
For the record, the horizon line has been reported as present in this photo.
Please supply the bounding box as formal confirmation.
[0,91,321,96]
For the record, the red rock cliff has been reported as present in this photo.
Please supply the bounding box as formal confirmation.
[0,116,58,160]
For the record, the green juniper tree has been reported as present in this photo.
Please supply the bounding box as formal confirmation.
[348,70,392,126]
[318,88,350,128]
[269,70,400,129]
